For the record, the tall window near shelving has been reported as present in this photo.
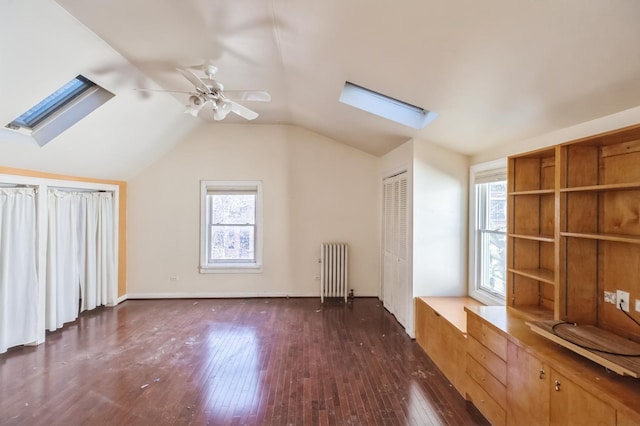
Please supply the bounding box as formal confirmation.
[469,160,507,305]
[200,181,263,273]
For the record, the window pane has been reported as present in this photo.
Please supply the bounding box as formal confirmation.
[209,194,255,225]
[479,230,506,296]
[209,225,255,261]
[481,181,507,232]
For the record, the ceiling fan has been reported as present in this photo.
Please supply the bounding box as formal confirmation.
[140,63,271,121]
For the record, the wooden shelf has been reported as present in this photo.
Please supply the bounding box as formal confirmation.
[507,305,554,322]
[509,233,555,243]
[561,182,640,192]
[528,321,640,378]
[561,232,640,244]
[508,267,555,284]
[509,189,555,196]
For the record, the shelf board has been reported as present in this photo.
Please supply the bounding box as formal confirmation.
[528,321,640,378]
[509,233,555,243]
[561,182,640,193]
[508,267,555,284]
[509,189,555,196]
[561,232,640,244]
[508,305,554,322]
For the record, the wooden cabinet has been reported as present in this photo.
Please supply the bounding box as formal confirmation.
[465,314,507,426]
[508,124,640,372]
[414,297,480,397]
[507,342,549,426]
[549,368,616,426]
[507,342,617,426]
[467,306,640,426]
[617,407,640,426]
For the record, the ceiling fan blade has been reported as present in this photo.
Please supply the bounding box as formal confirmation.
[135,88,195,95]
[224,90,271,102]
[229,100,259,120]
[177,68,211,94]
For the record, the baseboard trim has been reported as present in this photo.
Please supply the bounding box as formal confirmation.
[124,291,379,300]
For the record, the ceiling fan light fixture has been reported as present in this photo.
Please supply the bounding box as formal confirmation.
[212,99,232,121]
[184,104,201,117]
[339,81,438,129]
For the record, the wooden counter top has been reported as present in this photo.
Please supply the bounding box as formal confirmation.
[418,296,484,334]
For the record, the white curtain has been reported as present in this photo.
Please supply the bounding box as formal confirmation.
[0,188,38,354]
[46,190,115,331]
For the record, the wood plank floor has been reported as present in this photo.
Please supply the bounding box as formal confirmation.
[0,298,488,426]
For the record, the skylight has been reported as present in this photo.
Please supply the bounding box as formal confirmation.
[8,76,96,130]
[5,75,114,147]
[339,81,438,129]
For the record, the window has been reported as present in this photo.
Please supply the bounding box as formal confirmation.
[5,75,114,147]
[469,160,507,305]
[200,181,263,273]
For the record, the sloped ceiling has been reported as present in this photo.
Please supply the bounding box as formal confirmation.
[2,0,640,180]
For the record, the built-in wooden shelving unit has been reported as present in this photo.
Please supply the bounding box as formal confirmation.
[507,124,640,374]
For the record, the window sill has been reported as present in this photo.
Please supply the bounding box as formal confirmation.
[199,264,263,274]
[469,289,505,306]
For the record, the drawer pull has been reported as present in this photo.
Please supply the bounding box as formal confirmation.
[554,380,561,391]
[539,368,545,380]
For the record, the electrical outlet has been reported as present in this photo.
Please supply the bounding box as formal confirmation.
[616,290,630,312]
[604,291,616,304]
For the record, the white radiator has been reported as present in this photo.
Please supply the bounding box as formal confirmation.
[320,243,348,303]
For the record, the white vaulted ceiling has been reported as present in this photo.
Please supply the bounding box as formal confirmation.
[2,0,640,179]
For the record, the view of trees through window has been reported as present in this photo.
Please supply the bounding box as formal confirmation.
[478,181,507,297]
[208,193,256,262]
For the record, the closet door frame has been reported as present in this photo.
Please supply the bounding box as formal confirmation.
[0,174,119,345]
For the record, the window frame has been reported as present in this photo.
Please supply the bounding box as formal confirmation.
[199,180,263,273]
[468,159,507,305]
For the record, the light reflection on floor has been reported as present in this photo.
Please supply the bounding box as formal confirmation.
[199,324,261,420]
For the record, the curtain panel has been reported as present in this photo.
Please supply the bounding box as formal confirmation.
[0,188,38,354]
[46,190,115,332]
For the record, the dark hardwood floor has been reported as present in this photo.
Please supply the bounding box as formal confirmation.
[0,298,488,426]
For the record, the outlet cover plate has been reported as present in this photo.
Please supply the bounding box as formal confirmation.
[617,290,630,312]
[604,291,616,304]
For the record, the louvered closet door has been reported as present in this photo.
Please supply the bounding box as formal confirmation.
[382,178,396,313]
[382,172,409,328]
[394,176,409,326]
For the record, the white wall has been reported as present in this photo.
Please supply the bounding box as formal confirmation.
[412,139,469,297]
[472,105,640,164]
[127,124,380,298]
[379,138,469,337]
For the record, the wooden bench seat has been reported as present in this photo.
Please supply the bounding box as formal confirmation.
[415,296,484,397]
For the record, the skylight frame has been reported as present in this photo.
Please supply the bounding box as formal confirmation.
[339,81,438,129]
[7,75,97,130]
[4,74,114,147]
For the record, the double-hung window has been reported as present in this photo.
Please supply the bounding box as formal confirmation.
[200,181,262,273]
[469,160,507,305]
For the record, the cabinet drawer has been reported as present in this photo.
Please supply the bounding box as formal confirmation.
[466,354,506,408]
[467,314,507,360]
[468,336,507,385]
[466,373,506,426]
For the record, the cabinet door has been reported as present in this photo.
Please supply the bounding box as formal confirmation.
[617,407,640,426]
[549,369,615,426]
[507,342,549,425]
